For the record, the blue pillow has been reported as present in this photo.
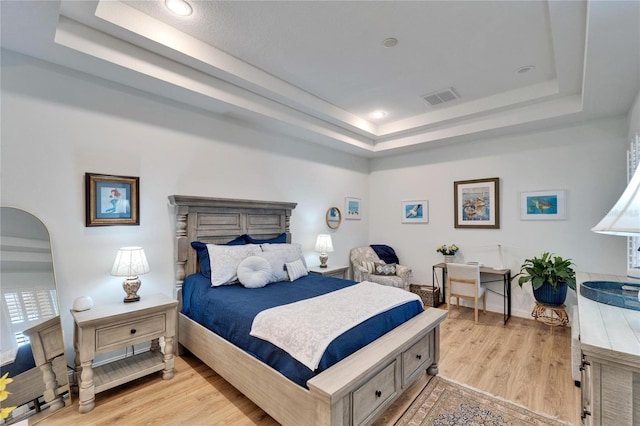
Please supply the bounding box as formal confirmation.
[245,233,287,244]
[191,236,249,278]
[226,235,249,245]
[190,241,211,278]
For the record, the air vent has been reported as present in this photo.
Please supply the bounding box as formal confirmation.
[422,87,460,107]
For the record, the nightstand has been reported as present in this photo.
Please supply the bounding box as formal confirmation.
[71,293,177,413]
[308,265,350,279]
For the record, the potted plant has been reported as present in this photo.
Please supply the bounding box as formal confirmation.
[513,252,576,306]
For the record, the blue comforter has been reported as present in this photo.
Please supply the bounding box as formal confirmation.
[0,344,36,377]
[181,273,423,387]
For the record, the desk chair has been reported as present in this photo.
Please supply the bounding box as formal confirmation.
[446,263,486,323]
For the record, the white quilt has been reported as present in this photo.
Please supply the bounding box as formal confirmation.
[249,281,421,370]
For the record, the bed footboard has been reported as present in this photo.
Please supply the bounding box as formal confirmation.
[179,307,447,426]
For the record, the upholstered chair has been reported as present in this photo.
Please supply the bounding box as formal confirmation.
[446,262,486,323]
[349,246,411,291]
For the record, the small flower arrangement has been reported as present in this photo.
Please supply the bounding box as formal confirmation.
[0,372,17,420]
[436,244,459,255]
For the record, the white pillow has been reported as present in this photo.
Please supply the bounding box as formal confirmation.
[237,256,272,288]
[285,258,308,281]
[207,243,261,286]
[257,251,288,283]
[262,243,308,269]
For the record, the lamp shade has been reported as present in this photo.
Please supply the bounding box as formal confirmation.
[314,234,334,253]
[111,247,150,277]
[591,166,640,236]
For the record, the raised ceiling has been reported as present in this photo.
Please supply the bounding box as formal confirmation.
[1,1,639,157]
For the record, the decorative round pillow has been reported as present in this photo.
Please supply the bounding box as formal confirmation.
[237,256,272,288]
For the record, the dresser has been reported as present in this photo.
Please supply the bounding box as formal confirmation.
[71,294,177,413]
[576,272,640,425]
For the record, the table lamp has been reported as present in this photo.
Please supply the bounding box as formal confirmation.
[315,234,334,268]
[111,247,150,302]
[591,165,640,279]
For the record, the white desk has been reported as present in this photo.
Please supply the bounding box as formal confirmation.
[433,263,512,324]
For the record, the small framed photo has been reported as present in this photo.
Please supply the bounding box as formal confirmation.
[401,200,429,223]
[454,177,500,229]
[345,197,361,220]
[520,190,566,220]
[85,173,139,226]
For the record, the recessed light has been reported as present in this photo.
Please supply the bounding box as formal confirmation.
[515,65,536,75]
[370,110,387,119]
[165,0,192,16]
[382,38,398,48]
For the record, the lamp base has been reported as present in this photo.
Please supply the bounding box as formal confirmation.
[319,253,328,268]
[123,276,141,303]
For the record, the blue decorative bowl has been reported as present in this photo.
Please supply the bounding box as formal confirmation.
[580,281,640,311]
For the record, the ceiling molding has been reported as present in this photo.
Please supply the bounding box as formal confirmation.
[1,0,638,157]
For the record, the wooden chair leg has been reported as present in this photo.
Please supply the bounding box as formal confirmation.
[446,287,450,312]
[474,299,479,323]
[482,293,487,313]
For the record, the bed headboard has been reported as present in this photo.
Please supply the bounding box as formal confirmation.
[168,195,297,290]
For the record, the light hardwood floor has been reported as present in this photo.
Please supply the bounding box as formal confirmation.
[39,306,580,425]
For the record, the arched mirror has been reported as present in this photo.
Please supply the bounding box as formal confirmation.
[0,207,70,424]
[326,206,342,229]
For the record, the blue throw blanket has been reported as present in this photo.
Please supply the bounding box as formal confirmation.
[370,244,399,264]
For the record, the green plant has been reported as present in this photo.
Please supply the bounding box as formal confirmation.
[513,252,576,293]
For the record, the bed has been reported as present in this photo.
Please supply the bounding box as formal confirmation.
[168,195,447,426]
[1,317,68,413]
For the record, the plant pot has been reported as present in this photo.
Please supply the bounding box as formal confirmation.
[443,255,454,264]
[533,281,568,306]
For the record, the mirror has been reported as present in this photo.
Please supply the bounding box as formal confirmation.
[326,206,342,229]
[0,207,70,424]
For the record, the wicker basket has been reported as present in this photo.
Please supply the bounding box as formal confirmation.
[410,284,440,307]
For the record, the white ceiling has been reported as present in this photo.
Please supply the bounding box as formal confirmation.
[1,1,639,157]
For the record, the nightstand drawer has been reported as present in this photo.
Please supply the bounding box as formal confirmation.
[96,314,165,352]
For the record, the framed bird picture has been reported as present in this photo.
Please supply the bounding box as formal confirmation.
[401,200,429,223]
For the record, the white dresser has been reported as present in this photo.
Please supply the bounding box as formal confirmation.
[576,272,640,425]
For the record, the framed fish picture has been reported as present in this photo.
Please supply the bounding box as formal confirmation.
[520,190,566,220]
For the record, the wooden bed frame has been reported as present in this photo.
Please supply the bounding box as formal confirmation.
[169,195,447,426]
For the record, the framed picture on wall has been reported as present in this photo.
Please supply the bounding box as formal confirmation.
[85,173,140,226]
[520,190,566,220]
[454,177,500,229]
[401,200,429,223]
[345,197,361,220]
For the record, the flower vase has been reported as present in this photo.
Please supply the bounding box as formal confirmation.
[443,255,454,264]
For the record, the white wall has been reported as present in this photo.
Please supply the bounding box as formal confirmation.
[0,50,369,360]
[1,48,635,360]
[369,118,629,318]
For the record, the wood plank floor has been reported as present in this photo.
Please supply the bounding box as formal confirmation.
[39,306,580,425]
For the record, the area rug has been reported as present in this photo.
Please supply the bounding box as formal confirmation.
[395,376,568,426]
